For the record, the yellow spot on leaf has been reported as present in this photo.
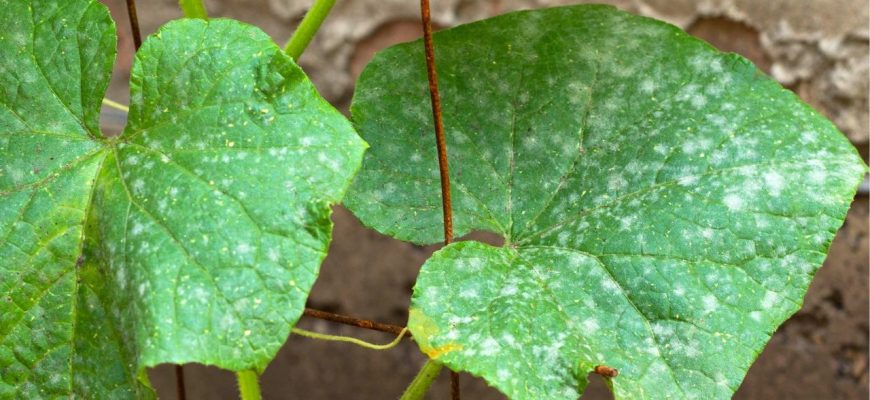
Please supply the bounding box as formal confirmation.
[425,343,462,359]
[409,308,462,359]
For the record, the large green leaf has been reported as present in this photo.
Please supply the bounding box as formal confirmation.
[346,5,865,399]
[0,0,365,397]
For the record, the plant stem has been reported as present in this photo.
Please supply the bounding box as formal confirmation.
[399,359,443,400]
[175,365,187,400]
[420,0,459,397]
[302,307,408,336]
[124,0,142,50]
[291,327,408,350]
[284,0,336,59]
[236,370,261,400]
[419,0,453,245]
[179,0,209,19]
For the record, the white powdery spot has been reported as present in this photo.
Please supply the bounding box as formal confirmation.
[557,231,570,246]
[625,160,644,175]
[479,337,500,356]
[723,193,744,211]
[522,136,539,149]
[235,243,252,254]
[690,94,707,108]
[682,138,712,155]
[582,318,600,333]
[763,171,785,196]
[640,78,657,94]
[619,215,637,231]
[800,131,818,143]
[652,323,674,338]
[459,288,479,299]
[809,168,826,184]
[500,284,518,296]
[131,222,145,236]
[601,279,619,293]
[267,248,280,262]
[689,54,710,71]
[702,295,719,314]
[115,267,127,289]
[761,291,779,309]
[749,311,762,322]
[607,174,627,192]
[678,175,699,187]
[715,372,729,388]
[157,198,168,212]
[466,258,483,271]
[567,254,585,268]
[701,228,714,239]
[132,178,145,193]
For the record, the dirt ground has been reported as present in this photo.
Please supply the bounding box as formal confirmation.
[95,0,869,398]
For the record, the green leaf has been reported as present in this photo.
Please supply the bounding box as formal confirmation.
[0,0,365,397]
[346,5,865,399]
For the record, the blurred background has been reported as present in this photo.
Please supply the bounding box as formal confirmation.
[97,0,869,398]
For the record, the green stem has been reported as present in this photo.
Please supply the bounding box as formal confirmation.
[179,0,208,19]
[236,370,261,400]
[399,359,443,400]
[283,0,336,59]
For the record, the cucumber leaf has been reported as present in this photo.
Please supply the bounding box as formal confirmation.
[346,5,864,399]
[0,1,365,397]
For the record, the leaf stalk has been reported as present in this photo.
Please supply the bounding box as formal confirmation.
[284,0,337,59]
[236,370,261,400]
[179,0,209,19]
[399,359,443,400]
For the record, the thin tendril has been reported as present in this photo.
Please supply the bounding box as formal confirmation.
[291,327,409,350]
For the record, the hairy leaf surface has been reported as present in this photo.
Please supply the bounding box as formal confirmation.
[346,5,865,399]
[0,1,365,397]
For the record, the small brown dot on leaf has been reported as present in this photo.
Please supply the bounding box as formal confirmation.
[594,365,619,378]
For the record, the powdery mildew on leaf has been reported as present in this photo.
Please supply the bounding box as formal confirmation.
[0,0,366,397]
[346,5,865,399]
